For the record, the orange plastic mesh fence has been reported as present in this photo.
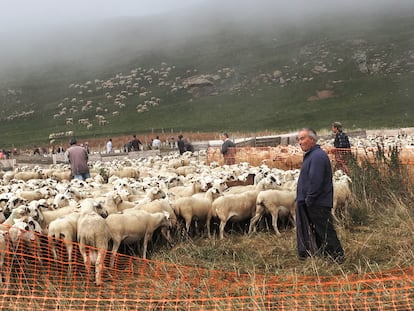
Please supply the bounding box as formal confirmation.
[0,231,413,311]
[206,146,414,169]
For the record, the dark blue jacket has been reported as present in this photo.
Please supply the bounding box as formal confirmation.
[296,144,333,208]
[334,131,350,148]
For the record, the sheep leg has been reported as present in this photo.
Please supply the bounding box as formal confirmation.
[219,220,226,240]
[110,239,121,268]
[95,249,105,286]
[248,204,265,233]
[142,233,152,259]
[33,238,42,263]
[66,242,73,274]
[160,227,172,245]
[184,216,192,235]
[48,236,58,260]
[78,241,88,266]
[271,209,282,237]
[206,216,211,239]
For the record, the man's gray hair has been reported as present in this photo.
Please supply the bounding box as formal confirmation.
[301,128,318,141]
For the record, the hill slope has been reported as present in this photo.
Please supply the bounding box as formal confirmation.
[0,8,413,148]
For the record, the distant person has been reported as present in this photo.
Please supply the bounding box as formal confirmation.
[221,132,236,165]
[177,134,194,154]
[131,134,142,151]
[169,136,175,149]
[332,121,351,173]
[66,138,90,181]
[33,146,40,155]
[296,128,344,263]
[106,138,113,154]
[177,135,186,155]
[84,142,90,154]
[152,136,161,149]
[124,141,133,153]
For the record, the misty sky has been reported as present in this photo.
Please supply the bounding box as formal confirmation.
[0,0,205,28]
[2,0,412,29]
[0,0,413,76]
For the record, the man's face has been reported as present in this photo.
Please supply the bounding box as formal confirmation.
[297,130,315,152]
[332,126,338,134]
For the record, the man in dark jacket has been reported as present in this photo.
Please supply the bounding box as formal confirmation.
[332,121,351,173]
[296,128,344,263]
[332,121,350,149]
[177,135,194,154]
[131,135,142,151]
[177,135,186,154]
[221,132,236,165]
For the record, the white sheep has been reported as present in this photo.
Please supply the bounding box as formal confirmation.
[47,211,80,273]
[39,205,80,230]
[106,210,171,267]
[52,191,78,209]
[168,179,207,198]
[172,187,222,238]
[212,189,260,240]
[249,189,296,236]
[102,190,136,214]
[0,205,33,231]
[133,186,166,205]
[8,216,43,261]
[333,174,353,221]
[126,198,177,243]
[109,167,140,179]
[76,199,111,285]
[223,174,281,194]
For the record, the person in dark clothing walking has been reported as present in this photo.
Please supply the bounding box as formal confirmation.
[131,135,142,151]
[296,128,344,263]
[177,135,186,155]
[177,135,194,154]
[332,121,351,173]
[221,132,236,165]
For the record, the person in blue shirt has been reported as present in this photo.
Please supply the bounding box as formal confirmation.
[296,128,344,263]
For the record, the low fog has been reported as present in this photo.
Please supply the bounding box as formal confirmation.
[1,0,413,81]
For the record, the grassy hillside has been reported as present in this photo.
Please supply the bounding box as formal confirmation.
[0,9,413,148]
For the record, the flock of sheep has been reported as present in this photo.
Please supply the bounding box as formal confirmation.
[47,63,236,139]
[0,145,356,285]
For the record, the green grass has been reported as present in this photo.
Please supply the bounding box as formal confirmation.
[0,9,413,148]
